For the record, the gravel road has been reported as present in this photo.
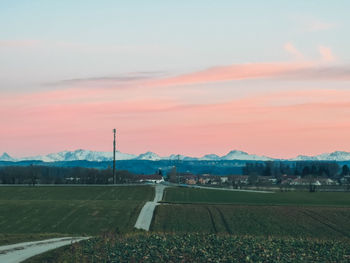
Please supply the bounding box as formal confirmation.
[0,237,89,263]
[134,184,166,231]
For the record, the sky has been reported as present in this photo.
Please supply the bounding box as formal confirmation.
[1,0,350,158]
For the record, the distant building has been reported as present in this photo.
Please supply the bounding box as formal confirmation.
[185,178,197,185]
[220,177,229,183]
[136,174,164,184]
[230,175,249,185]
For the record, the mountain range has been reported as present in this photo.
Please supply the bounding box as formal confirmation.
[2,149,350,162]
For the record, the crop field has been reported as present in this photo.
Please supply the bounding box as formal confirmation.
[156,187,350,239]
[2,185,350,262]
[163,187,350,206]
[25,233,350,263]
[0,186,153,244]
[152,204,350,239]
[0,185,153,201]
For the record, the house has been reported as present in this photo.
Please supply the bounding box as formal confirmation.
[185,178,197,185]
[257,176,277,184]
[197,174,220,185]
[290,177,324,186]
[198,177,208,184]
[178,174,198,184]
[290,178,311,186]
[220,177,228,183]
[230,175,249,185]
[340,176,350,185]
[136,174,164,184]
[316,178,337,185]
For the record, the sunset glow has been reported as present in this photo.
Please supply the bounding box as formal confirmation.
[1,1,350,158]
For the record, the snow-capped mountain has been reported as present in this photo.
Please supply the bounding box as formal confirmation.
[221,150,273,161]
[0,152,15,162]
[136,152,162,161]
[2,149,350,162]
[199,154,221,160]
[290,155,318,161]
[20,149,136,162]
[166,154,197,161]
[291,151,350,161]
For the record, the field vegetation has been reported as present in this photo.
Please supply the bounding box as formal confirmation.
[0,186,153,244]
[163,187,350,206]
[25,233,350,263]
[3,185,350,262]
[152,204,350,239]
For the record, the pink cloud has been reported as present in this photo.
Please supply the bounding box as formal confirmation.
[284,43,304,60]
[147,61,314,88]
[49,55,347,92]
[319,46,336,62]
[42,42,345,92]
[1,39,348,158]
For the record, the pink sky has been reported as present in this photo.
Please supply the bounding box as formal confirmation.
[2,44,350,158]
[2,2,350,158]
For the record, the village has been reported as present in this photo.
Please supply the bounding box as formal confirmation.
[136,170,350,190]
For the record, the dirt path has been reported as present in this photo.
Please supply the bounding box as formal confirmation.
[0,237,89,263]
[164,182,274,193]
[192,185,273,193]
[134,184,166,231]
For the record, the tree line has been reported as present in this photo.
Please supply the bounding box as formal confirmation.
[243,161,350,178]
[0,165,136,185]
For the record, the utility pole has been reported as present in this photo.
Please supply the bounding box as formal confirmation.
[113,129,116,184]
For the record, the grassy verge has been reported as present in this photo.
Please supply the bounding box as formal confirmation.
[0,233,68,246]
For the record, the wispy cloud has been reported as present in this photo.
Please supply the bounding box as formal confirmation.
[45,44,346,90]
[291,15,337,33]
[48,71,167,87]
[319,45,336,62]
[148,61,313,87]
[0,39,40,48]
[284,43,304,60]
[305,19,336,32]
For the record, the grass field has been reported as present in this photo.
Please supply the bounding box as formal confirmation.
[155,187,350,238]
[0,186,154,244]
[3,185,350,262]
[163,187,350,206]
[152,204,350,239]
[0,186,153,201]
[25,233,350,263]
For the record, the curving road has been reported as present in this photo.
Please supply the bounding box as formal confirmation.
[134,184,166,231]
[0,237,89,263]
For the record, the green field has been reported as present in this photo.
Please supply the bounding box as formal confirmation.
[2,185,350,262]
[155,187,350,238]
[152,204,350,239]
[163,187,350,206]
[0,186,153,201]
[0,186,153,244]
[25,233,350,263]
